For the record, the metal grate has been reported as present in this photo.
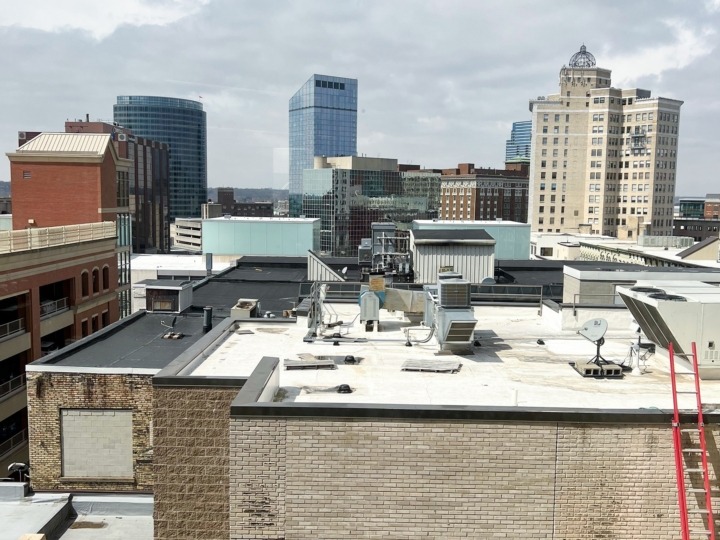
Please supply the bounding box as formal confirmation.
[284,358,337,370]
[445,321,477,343]
[438,281,471,308]
[401,359,462,373]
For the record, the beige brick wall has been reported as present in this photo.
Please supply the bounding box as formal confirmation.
[27,372,152,492]
[229,418,716,540]
[153,385,242,540]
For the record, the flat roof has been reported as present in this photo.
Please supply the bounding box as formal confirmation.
[28,312,213,372]
[413,219,527,227]
[411,229,495,241]
[205,216,318,223]
[130,253,234,272]
[188,302,720,410]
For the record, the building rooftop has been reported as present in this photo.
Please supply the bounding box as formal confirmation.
[411,229,495,242]
[205,216,318,223]
[413,219,528,227]
[13,132,111,155]
[186,301,720,411]
[27,312,214,372]
[130,253,234,273]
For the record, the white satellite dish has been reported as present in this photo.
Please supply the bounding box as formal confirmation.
[578,318,608,344]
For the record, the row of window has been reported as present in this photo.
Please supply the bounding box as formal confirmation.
[80,266,110,297]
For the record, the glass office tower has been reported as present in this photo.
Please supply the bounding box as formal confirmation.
[505,120,532,161]
[302,166,440,256]
[114,96,207,218]
[289,75,358,217]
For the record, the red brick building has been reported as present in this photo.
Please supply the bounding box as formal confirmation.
[440,161,529,222]
[65,122,170,253]
[0,222,119,474]
[7,132,132,317]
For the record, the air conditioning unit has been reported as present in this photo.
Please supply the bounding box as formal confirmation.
[118,133,127,142]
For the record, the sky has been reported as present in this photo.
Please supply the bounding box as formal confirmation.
[0,0,718,196]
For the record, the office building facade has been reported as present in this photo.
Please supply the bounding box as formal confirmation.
[289,74,358,217]
[302,156,440,256]
[505,120,532,161]
[114,96,207,219]
[440,162,529,222]
[528,45,682,239]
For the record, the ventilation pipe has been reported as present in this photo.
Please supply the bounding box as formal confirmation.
[203,306,213,332]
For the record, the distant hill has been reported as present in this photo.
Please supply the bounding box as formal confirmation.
[207,187,288,203]
[0,181,9,197]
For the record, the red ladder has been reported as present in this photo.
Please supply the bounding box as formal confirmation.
[670,341,716,540]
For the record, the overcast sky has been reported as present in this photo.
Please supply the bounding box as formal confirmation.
[1,0,718,195]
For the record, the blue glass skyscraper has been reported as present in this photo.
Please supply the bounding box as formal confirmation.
[289,75,358,217]
[114,96,207,218]
[505,120,532,161]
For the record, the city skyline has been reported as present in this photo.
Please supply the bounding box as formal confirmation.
[0,1,718,195]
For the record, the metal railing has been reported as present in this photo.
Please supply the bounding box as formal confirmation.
[571,293,625,316]
[0,222,116,254]
[0,374,25,401]
[0,318,24,339]
[40,297,69,317]
[298,281,550,309]
[0,429,28,460]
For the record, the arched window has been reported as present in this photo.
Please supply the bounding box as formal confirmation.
[92,268,100,294]
[102,266,110,291]
[81,271,89,298]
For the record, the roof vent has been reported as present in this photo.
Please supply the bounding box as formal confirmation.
[337,384,353,394]
[648,293,687,302]
[630,286,665,294]
[344,355,357,364]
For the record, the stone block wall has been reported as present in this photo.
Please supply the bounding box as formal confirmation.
[153,385,243,540]
[26,371,152,491]
[228,417,712,540]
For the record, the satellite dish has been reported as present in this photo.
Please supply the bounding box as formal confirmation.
[577,318,611,367]
[578,318,608,344]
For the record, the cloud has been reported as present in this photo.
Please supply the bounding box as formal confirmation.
[603,19,716,86]
[0,0,210,40]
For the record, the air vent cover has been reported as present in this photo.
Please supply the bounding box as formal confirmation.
[438,279,471,308]
[648,293,687,302]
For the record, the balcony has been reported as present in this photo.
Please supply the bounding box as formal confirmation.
[0,222,116,254]
[0,319,24,340]
[0,429,28,461]
[0,375,25,401]
[39,298,69,318]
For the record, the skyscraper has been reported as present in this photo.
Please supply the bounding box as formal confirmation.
[505,120,532,161]
[289,74,358,217]
[528,45,682,239]
[114,96,207,219]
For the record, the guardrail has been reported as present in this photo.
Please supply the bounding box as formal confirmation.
[571,293,624,316]
[0,429,28,460]
[0,374,25,401]
[0,222,116,254]
[40,297,69,317]
[0,318,24,339]
[298,281,550,311]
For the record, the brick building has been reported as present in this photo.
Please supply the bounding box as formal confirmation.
[0,222,119,474]
[440,162,529,222]
[22,260,720,538]
[7,132,133,316]
[214,188,274,217]
[65,121,171,253]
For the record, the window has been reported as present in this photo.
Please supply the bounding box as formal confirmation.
[542,126,548,133]
[102,266,110,291]
[543,113,549,122]
[81,271,89,297]
[554,114,560,122]
[92,268,100,294]
[61,410,133,478]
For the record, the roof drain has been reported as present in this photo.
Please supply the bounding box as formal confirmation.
[337,384,353,394]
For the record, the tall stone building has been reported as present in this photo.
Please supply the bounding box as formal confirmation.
[529,45,683,239]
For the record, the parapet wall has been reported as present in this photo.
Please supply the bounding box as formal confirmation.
[229,416,713,539]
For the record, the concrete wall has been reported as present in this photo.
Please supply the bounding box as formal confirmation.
[153,385,243,540]
[228,417,700,540]
[26,372,152,492]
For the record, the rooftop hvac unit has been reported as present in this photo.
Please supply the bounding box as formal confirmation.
[438,279,471,308]
[617,281,720,379]
[435,307,477,351]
